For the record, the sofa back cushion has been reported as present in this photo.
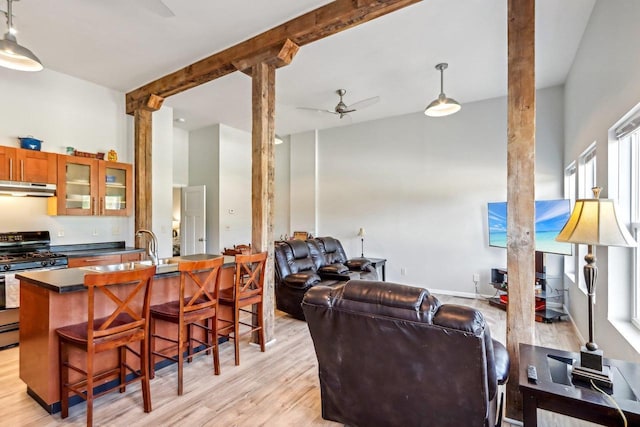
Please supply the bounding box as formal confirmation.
[285,240,316,273]
[314,237,348,265]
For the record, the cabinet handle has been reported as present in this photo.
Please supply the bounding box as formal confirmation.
[20,160,24,181]
[100,197,104,215]
[8,158,12,180]
[92,197,97,215]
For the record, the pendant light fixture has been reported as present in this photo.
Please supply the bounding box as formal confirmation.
[424,63,460,117]
[0,0,43,72]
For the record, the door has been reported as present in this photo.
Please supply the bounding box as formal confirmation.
[181,185,206,255]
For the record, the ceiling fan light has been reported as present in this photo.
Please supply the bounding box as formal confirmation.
[424,94,461,117]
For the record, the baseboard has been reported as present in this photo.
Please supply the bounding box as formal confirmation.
[428,288,490,300]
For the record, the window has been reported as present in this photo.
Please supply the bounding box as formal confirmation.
[564,162,577,280]
[615,115,640,326]
[580,145,597,198]
[574,145,597,292]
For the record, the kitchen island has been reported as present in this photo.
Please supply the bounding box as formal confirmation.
[16,254,235,413]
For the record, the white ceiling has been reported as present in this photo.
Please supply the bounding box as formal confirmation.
[8,0,596,136]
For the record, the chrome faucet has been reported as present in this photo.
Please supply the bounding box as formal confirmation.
[136,229,159,265]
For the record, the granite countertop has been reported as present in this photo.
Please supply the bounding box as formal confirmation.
[16,254,235,293]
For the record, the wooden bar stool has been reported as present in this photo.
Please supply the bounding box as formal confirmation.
[149,257,224,395]
[218,252,267,365]
[56,265,156,427]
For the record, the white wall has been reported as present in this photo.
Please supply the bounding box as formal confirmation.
[286,86,566,297]
[274,136,291,239]
[188,125,220,254]
[564,0,640,362]
[0,67,134,245]
[173,127,189,187]
[219,124,252,250]
[151,106,174,258]
[290,130,318,236]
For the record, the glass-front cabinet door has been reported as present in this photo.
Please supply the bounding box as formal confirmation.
[56,156,98,216]
[99,161,133,216]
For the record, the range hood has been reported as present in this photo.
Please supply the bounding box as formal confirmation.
[0,180,56,197]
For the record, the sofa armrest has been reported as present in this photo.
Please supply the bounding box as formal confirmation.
[345,258,372,271]
[492,339,510,385]
[318,263,349,274]
[282,272,321,290]
[319,271,360,281]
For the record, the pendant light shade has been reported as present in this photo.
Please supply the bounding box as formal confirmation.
[0,0,43,72]
[424,63,460,117]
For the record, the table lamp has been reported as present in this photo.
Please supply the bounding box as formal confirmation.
[556,187,637,388]
[357,227,366,257]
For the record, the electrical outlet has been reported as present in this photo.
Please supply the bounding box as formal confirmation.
[92,228,98,236]
[400,267,407,276]
[112,226,120,235]
[473,273,480,282]
[57,229,64,237]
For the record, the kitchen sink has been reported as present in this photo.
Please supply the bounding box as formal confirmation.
[135,258,179,273]
[80,262,145,273]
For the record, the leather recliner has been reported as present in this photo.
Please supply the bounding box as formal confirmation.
[312,236,378,280]
[302,280,510,427]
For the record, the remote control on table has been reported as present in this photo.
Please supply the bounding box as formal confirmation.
[527,365,538,384]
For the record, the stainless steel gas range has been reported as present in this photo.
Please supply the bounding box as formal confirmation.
[0,231,68,350]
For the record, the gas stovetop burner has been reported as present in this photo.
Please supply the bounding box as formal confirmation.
[0,231,68,272]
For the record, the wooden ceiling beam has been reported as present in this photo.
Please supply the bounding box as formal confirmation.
[125,0,421,114]
[233,39,300,76]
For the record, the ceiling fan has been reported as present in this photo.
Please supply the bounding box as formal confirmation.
[298,89,380,119]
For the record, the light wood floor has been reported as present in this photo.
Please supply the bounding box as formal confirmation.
[0,295,599,426]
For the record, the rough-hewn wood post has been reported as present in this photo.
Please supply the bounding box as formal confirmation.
[506,0,536,420]
[251,62,276,342]
[133,94,163,239]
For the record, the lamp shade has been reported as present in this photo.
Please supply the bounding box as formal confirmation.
[424,94,461,117]
[555,198,637,247]
[0,33,42,72]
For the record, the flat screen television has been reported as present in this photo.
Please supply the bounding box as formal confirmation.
[488,199,572,256]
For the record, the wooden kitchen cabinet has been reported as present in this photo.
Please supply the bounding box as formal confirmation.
[0,146,56,184]
[67,252,143,268]
[50,155,132,216]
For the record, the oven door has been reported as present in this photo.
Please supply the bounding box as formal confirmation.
[1,266,66,350]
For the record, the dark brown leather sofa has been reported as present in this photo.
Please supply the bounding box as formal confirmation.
[274,238,378,320]
[302,280,510,427]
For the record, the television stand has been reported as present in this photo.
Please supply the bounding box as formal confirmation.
[487,295,565,323]
[488,253,566,323]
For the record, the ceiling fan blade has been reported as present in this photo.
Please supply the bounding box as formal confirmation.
[139,0,175,17]
[347,96,380,111]
[297,107,338,115]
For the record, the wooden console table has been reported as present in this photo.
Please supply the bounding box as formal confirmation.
[519,343,640,426]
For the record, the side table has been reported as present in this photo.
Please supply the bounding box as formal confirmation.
[366,257,386,281]
[519,343,640,426]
